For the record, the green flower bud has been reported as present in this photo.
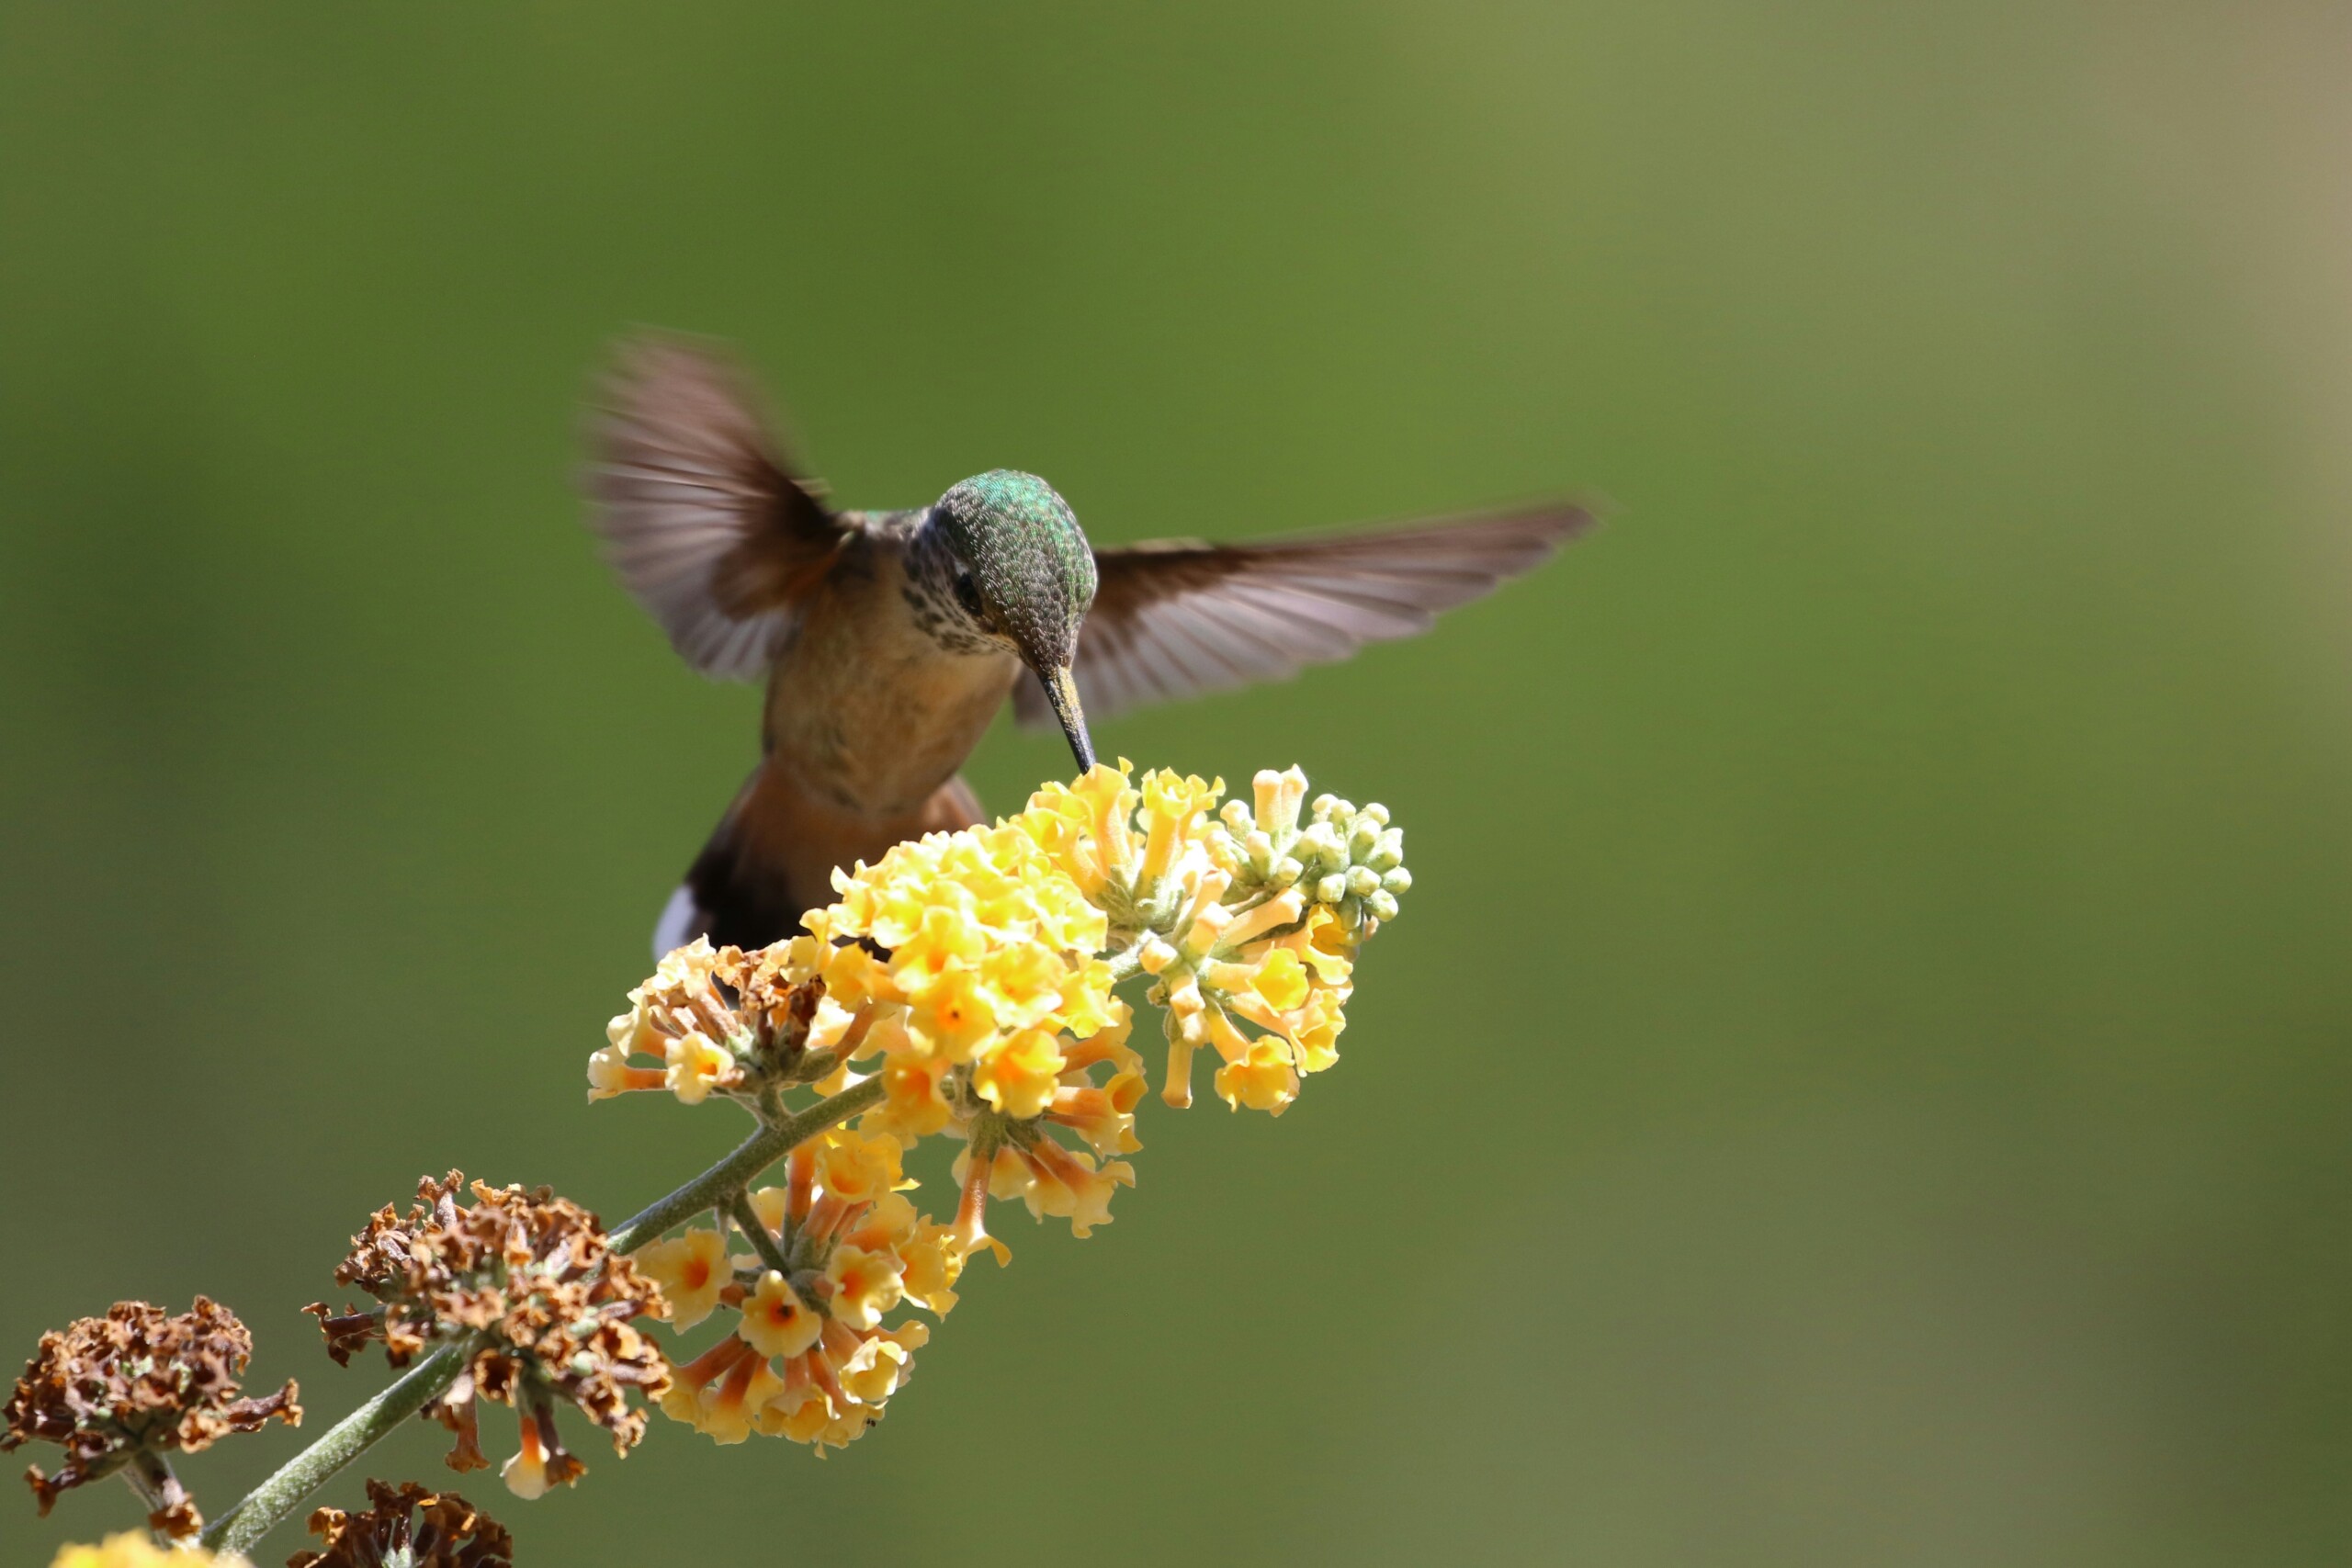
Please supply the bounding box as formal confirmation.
[1243,829,1274,871]
[1366,889,1399,921]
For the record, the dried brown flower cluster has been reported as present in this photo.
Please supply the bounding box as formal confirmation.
[305,1173,671,1498]
[589,939,837,1107]
[2,1298,300,1534]
[289,1477,513,1568]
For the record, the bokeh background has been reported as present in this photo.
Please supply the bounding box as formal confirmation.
[6,4,2350,1563]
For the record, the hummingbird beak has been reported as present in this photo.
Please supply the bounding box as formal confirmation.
[1037,663,1096,774]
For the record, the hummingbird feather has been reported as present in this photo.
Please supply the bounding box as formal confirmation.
[586,336,848,680]
[1013,504,1595,725]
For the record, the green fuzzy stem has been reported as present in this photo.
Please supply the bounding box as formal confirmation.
[608,1076,885,1255]
[726,1190,797,1278]
[199,1339,472,1556]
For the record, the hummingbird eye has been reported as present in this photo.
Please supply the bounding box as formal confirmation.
[951,570,986,621]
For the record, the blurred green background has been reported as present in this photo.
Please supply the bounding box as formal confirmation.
[5,3,2350,1563]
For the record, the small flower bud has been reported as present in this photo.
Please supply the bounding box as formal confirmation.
[1315,874,1347,904]
[1366,890,1399,921]
[1360,802,1390,827]
[1297,822,1342,865]
[1381,866,1413,895]
[1269,857,1303,889]
[1346,865,1381,897]
[1253,769,1306,834]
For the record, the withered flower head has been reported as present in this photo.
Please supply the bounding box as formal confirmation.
[305,1173,670,1499]
[4,1298,300,1528]
[288,1477,513,1568]
[589,938,838,1107]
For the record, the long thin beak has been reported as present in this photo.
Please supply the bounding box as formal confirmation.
[1036,664,1095,773]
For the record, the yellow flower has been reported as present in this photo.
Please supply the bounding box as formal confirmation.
[958,1137,1136,1242]
[1214,1037,1300,1115]
[740,1271,821,1359]
[585,1039,663,1100]
[865,1055,955,1144]
[818,1126,906,1203]
[635,1228,729,1332]
[824,1244,907,1331]
[663,1032,735,1105]
[52,1538,230,1568]
[835,1327,921,1404]
[895,1221,965,1316]
[500,1405,582,1500]
[971,1026,1066,1119]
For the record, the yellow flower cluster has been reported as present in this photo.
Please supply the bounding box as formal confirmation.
[641,1127,958,1454]
[600,759,1405,1453]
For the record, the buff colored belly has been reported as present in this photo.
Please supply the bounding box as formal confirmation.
[761,567,1018,818]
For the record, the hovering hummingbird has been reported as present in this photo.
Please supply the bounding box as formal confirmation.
[588,336,1593,955]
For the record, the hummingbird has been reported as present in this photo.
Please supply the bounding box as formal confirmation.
[587,335,1594,955]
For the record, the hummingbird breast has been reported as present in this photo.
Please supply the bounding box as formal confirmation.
[761,534,1019,818]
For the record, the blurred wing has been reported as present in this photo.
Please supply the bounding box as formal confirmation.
[586,336,850,680]
[1014,504,1595,726]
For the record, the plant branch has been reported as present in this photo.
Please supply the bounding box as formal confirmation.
[199,1338,473,1557]
[607,1076,884,1255]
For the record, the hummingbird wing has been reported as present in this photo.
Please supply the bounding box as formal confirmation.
[1012,503,1594,726]
[587,337,852,680]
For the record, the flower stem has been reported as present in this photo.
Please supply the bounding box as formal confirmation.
[725,1190,796,1277]
[608,1076,884,1255]
[198,1338,472,1557]
[122,1451,187,1546]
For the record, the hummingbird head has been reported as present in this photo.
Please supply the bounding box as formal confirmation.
[924,469,1099,772]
